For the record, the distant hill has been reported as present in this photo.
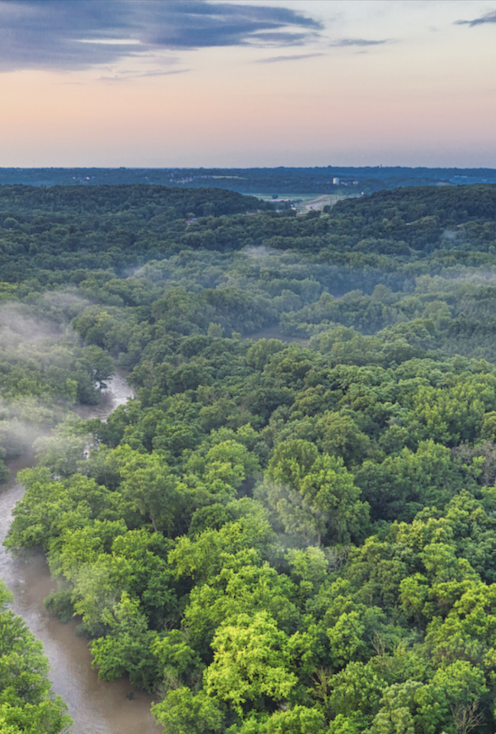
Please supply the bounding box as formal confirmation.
[1,165,496,195]
[0,183,272,218]
[333,182,496,223]
[2,182,496,286]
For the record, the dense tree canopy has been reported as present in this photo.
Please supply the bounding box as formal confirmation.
[0,581,71,733]
[3,182,496,733]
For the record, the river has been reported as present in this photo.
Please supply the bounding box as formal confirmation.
[0,371,163,734]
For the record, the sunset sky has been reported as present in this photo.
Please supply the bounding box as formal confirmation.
[1,0,495,168]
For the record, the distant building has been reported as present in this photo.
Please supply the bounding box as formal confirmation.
[333,177,340,185]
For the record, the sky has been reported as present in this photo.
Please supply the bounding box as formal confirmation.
[0,0,495,168]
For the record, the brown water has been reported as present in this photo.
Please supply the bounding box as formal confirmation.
[0,371,163,734]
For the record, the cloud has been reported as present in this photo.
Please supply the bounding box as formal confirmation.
[137,69,192,78]
[98,68,192,82]
[0,0,323,72]
[455,10,496,27]
[254,52,325,64]
[329,38,393,47]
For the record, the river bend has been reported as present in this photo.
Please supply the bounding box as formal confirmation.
[0,371,162,734]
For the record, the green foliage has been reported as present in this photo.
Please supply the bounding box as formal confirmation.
[90,592,160,691]
[5,182,496,732]
[152,687,223,734]
[0,580,71,733]
[204,611,297,715]
[0,301,115,472]
[264,440,368,545]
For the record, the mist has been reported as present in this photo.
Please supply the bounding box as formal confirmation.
[0,295,111,477]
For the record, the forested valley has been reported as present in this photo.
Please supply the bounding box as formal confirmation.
[3,182,496,733]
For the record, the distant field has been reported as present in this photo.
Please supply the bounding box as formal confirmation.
[254,192,353,212]
[298,193,351,211]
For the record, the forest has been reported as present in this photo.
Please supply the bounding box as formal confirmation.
[3,182,496,733]
[2,166,496,195]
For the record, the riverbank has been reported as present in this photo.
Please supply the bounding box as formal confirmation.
[0,372,163,734]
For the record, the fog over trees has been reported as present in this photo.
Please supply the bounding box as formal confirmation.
[3,182,496,733]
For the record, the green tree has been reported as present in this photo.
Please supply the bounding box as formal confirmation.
[265,440,368,546]
[151,687,223,734]
[204,611,297,715]
[119,447,183,533]
[90,592,160,692]
[0,581,71,733]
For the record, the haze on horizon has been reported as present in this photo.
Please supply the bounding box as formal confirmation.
[1,0,495,169]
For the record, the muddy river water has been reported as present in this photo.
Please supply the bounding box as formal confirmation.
[0,371,163,734]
